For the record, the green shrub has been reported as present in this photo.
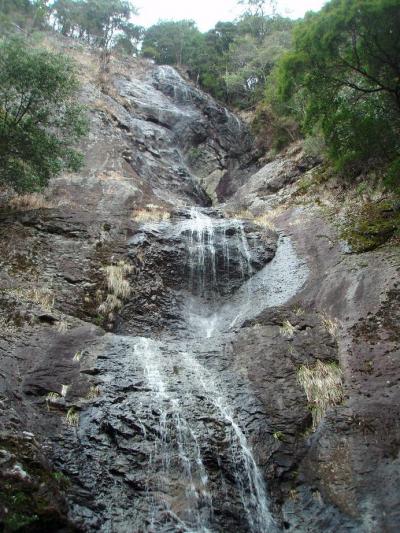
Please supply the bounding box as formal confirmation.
[0,37,87,192]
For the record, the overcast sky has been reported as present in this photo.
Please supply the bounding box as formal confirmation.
[135,0,328,31]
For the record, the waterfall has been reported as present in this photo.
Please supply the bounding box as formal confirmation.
[176,207,254,297]
[66,207,301,532]
[123,208,277,532]
[128,335,275,533]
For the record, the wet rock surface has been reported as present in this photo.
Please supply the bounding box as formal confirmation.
[222,199,400,530]
[0,38,399,533]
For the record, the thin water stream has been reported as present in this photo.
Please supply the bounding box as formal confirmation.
[116,207,308,532]
[74,207,307,532]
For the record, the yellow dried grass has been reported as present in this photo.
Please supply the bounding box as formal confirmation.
[131,206,171,223]
[298,360,343,430]
[9,193,53,210]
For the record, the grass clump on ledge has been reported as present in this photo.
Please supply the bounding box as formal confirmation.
[234,206,286,230]
[280,319,295,338]
[298,360,344,430]
[98,260,133,319]
[321,313,340,338]
[104,261,133,299]
[8,193,53,211]
[5,287,55,311]
[65,408,79,427]
[131,205,170,223]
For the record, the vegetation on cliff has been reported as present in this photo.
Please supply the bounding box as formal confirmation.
[0,0,399,193]
[0,37,86,192]
[141,0,399,188]
[273,0,400,186]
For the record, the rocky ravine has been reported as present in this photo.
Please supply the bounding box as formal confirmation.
[0,37,399,532]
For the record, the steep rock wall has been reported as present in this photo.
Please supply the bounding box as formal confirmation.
[0,35,399,533]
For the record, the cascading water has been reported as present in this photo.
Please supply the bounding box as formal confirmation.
[67,207,307,532]
[178,207,254,297]
[127,334,275,533]
[121,207,277,532]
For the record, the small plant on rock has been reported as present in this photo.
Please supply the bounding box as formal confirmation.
[86,386,101,400]
[8,193,53,210]
[46,392,61,411]
[73,350,83,362]
[104,261,133,299]
[131,206,170,222]
[280,320,295,338]
[297,360,344,430]
[98,260,133,320]
[321,313,339,337]
[273,430,284,441]
[65,407,79,427]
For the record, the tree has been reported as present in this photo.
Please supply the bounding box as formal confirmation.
[223,22,292,107]
[51,0,139,51]
[237,0,277,41]
[0,38,87,192]
[112,22,143,56]
[276,0,400,174]
[0,0,50,34]
[142,20,203,66]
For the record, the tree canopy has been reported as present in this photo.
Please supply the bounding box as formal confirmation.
[0,37,87,192]
[142,20,204,66]
[275,0,400,175]
[51,0,142,54]
[141,14,294,108]
[0,0,50,34]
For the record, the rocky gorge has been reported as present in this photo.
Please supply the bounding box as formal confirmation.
[0,36,399,533]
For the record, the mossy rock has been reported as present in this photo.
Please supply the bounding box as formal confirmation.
[341,200,400,253]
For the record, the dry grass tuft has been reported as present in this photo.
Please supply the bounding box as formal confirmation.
[65,407,79,427]
[235,209,253,220]
[321,313,340,337]
[294,305,305,316]
[98,260,133,318]
[7,287,55,311]
[253,206,286,229]
[73,351,83,362]
[9,193,53,210]
[29,288,54,310]
[298,360,344,430]
[104,261,133,299]
[46,391,61,411]
[280,319,296,338]
[0,316,17,336]
[56,320,69,334]
[233,206,286,230]
[98,293,122,316]
[131,206,171,223]
[86,386,101,400]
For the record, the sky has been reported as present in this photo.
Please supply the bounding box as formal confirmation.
[134,0,328,32]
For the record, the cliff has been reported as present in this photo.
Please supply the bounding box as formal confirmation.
[0,35,399,533]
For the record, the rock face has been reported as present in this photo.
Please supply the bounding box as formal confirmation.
[1,36,400,533]
[223,161,400,532]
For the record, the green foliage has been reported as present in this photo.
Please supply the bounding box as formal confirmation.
[0,37,87,192]
[142,20,204,66]
[272,430,284,441]
[275,0,400,181]
[51,0,141,53]
[237,1,278,41]
[0,0,50,35]
[141,15,294,108]
[386,158,400,191]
